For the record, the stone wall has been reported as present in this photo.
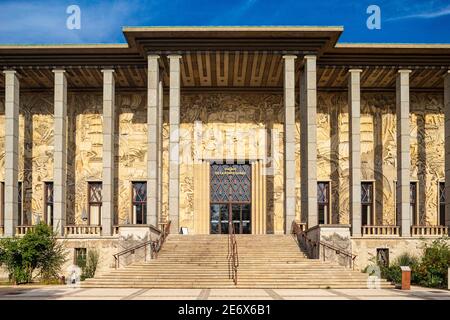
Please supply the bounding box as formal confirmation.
[351,237,449,271]
[0,91,445,233]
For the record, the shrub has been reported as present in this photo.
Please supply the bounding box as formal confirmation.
[81,249,100,280]
[379,253,419,285]
[415,238,450,288]
[0,223,67,284]
[363,237,450,289]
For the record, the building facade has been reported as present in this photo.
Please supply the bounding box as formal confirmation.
[0,27,449,271]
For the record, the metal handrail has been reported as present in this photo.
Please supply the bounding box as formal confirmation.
[291,221,357,269]
[228,222,239,285]
[113,221,171,269]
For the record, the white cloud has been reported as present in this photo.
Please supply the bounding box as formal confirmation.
[387,4,450,21]
[0,0,160,43]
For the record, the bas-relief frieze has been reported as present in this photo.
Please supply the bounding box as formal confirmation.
[177,93,286,234]
[0,94,54,225]
[69,93,148,225]
[317,92,445,226]
[116,94,147,224]
[0,91,445,229]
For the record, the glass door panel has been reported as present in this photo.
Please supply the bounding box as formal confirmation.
[210,204,221,234]
[231,204,241,234]
[220,205,229,234]
[241,204,251,234]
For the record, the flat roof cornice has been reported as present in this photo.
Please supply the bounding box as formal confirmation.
[0,26,449,68]
[0,44,129,49]
[336,43,450,49]
[122,26,344,32]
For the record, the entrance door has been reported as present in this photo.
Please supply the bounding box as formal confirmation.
[210,163,251,234]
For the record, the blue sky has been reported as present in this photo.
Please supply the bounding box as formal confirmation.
[0,0,449,44]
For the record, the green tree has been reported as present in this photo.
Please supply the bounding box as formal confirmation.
[416,238,450,288]
[0,223,67,284]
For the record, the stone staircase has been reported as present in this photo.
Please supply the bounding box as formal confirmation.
[82,234,392,288]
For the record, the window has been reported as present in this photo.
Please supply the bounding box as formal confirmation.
[0,182,23,226]
[317,182,330,224]
[361,182,374,226]
[44,182,54,226]
[18,181,23,225]
[376,248,389,267]
[0,182,4,227]
[88,182,102,225]
[410,182,418,225]
[439,182,445,226]
[74,248,87,268]
[132,182,147,224]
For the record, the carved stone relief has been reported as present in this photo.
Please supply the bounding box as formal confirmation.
[0,91,445,230]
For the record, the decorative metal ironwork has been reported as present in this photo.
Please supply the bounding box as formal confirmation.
[89,182,102,203]
[132,182,147,203]
[18,181,23,203]
[132,182,147,224]
[361,182,373,204]
[317,182,329,204]
[410,182,417,204]
[45,182,54,204]
[376,248,389,267]
[45,182,54,225]
[210,164,251,203]
[18,181,23,225]
[439,182,445,204]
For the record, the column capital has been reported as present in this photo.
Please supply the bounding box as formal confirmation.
[147,54,160,60]
[282,55,297,60]
[397,69,412,74]
[303,55,317,60]
[52,69,66,74]
[101,68,115,73]
[348,69,363,73]
[168,54,182,60]
[3,70,17,75]
[444,69,450,77]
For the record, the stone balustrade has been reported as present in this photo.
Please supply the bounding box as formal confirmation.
[411,225,448,237]
[362,225,400,236]
[15,225,36,235]
[65,225,102,236]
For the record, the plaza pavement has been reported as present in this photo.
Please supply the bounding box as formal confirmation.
[0,285,449,300]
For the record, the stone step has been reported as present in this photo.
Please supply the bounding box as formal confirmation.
[83,235,393,289]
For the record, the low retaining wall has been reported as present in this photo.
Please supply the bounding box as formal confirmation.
[351,237,450,271]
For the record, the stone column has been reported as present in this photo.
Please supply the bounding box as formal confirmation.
[157,79,164,226]
[3,71,19,237]
[349,69,362,236]
[147,55,160,226]
[283,55,297,234]
[396,70,412,237]
[53,69,67,236]
[168,54,182,233]
[101,69,115,235]
[300,55,318,228]
[444,71,450,230]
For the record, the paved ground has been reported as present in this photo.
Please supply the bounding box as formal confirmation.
[0,285,449,300]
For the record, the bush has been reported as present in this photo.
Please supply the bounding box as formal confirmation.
[415,238,450,288]
[81,249,100,280]
[379,253,419,285]
[0,223,67,284]
[364,237,450,288]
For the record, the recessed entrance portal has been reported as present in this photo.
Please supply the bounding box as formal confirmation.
[210,163,251,234]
